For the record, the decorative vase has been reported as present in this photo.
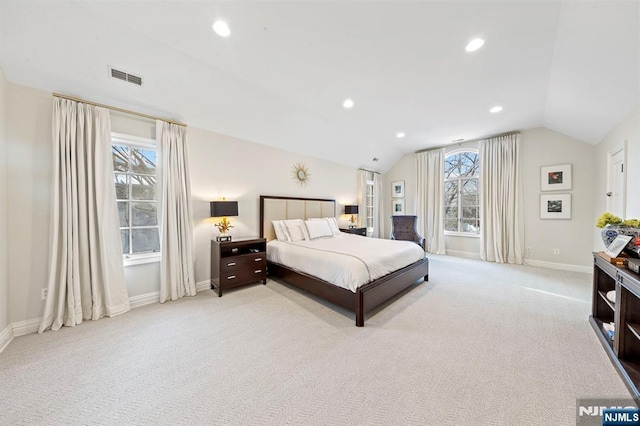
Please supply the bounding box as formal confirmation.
[600,225,640,257]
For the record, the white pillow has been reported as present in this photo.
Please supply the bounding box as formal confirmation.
[284,219,309,242]
[305,219,333,239]
[308,217,341,236]
[271,220,290,241]
[326,217,341,236]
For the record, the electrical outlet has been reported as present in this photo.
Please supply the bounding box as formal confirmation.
[553,248,560,255]
[41,288,48,300]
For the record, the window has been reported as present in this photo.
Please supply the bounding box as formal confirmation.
[365,180,374,232]
[112,133,160,257]
[444,150,480,234]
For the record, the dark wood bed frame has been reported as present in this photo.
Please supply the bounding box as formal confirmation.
[259,195,429,327]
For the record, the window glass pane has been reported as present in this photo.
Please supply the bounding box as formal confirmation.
[112,145,128,172]
[118,201,129,227]
[131,202,158,226]
[121,229,130,254]
[461,179,478,206]
[131,175,156,200]
[445,154,461,178]
[132,229,160,253]
[444,219,458,232]
[131,148,157,174]
[461,219,480,233]
[458,152,479,177]
[462,206,478,220]
[114,174,129,199]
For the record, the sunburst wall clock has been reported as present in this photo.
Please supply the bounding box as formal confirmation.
[291,161,311,187]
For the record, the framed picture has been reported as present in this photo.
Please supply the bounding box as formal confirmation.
[605,235,633,258]
[540,164,572,191]
[540,194,571,219]
[392,199,405,215]
[391,181,405,198]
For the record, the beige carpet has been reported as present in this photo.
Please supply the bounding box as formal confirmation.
[0,255,630,425]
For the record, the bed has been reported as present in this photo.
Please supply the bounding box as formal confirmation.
[260,195,429,326]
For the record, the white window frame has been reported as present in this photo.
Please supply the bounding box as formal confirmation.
[112,132,161,266]
[365,179,374,236]
[443,148,480,238]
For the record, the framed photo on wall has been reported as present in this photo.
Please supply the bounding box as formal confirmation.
[540,164,572,191]
[391,181,405,198]
[540,193,571,219]
[392,199,405,215]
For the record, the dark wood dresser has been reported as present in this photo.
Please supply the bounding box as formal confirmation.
[339,227,367,236]
[591,252,640,402]
[211,237,267,296]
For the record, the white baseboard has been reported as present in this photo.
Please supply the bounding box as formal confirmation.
[445,249,481,260]
[445,250,591,274]
[0,324,13,353]
[196,279,210,292]
[12,318,41,337]
[524,259,591,274]
[128,291,160,309]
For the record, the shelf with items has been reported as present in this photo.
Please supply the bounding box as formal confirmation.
[591,253,640,403]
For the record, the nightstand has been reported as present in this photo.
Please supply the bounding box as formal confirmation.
[339,227,367,236]
[210,237,267,297]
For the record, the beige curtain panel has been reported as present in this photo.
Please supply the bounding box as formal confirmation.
[479,133,524,264]
[157,120,196,302]
[416,148,446,254]
[40,98,130,333]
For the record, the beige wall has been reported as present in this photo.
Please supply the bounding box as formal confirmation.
[594,105,640,220]
[594,105,640,251]
[3,82,358,325]
[520,128,595,268]
[384,127,596,268]
[6,83,52,324]
[188,126,357,284]
[0,69,9,333]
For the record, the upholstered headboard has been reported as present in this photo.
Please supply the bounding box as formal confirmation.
[259,195,336,242]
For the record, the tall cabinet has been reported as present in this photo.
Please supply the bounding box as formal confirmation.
[591,253,640,402]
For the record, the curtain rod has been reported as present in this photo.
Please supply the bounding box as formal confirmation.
[415,130,520,154]
[53,93,187,127]
[358,168,380,174]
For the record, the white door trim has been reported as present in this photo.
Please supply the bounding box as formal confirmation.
[607,141,627,217]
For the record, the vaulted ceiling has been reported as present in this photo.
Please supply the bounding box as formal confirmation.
[1,1,637,172]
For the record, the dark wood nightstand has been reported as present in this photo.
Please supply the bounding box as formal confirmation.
[339,227,367,236]
[210,237,267,297]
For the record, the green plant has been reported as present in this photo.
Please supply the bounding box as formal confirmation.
[596,212,622,228]
[622,219,640,228]
[596,212,640,228]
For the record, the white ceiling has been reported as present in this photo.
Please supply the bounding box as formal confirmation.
[0,1,638,172]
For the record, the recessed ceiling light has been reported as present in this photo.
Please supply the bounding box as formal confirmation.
[213,20,231,37]
[343,98,354,109]
[490,105,503,113]
[396,132,405,139]
[465,38,485,52]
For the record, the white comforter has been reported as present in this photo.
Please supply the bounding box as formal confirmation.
[267,234,425,292]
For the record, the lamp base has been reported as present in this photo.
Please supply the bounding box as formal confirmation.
[216,235,232,242]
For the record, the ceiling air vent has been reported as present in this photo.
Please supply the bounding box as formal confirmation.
[109,67,143,86]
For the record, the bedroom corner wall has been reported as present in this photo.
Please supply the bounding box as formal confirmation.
[187,126,358,285]
[0,68,10,340]
[593,104,640,250]
[383,127,596,270]
[5,82,53,325]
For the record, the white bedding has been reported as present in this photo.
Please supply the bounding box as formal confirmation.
[267,233,425,292]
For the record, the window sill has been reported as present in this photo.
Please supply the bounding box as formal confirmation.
[123,253,161,267]
[444,232,480,238]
